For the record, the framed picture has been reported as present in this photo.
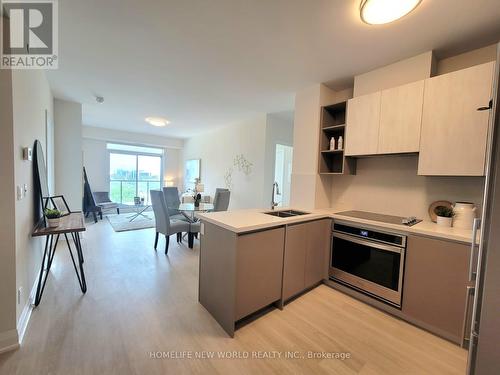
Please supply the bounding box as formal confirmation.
[185,159,201,189]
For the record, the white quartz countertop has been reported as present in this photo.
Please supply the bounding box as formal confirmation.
[196,208,478,244]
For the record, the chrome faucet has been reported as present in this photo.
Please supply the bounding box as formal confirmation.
[271,182,280,210]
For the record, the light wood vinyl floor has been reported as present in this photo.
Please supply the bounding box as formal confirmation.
[0,219,467,375]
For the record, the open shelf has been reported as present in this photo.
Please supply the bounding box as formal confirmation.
[322,124,345,132]
[321,149,344,154]
[318,101,356,175]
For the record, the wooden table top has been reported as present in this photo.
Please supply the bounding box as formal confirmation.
[32,212,86,237]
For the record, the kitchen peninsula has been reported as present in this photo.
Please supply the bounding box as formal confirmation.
[197,208,477,343]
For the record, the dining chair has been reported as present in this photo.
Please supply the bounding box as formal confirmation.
[150,190,190,254]
[188,222,201,249]
[163,186,189,222]
[213,190,230,212]
[213,188,229,209]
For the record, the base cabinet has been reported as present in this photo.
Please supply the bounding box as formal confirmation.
[235,228,285,320]
[402,235,471,343]
[199,222,285,337]
[283,219,331,301]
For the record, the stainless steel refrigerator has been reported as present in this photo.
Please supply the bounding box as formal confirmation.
[467,41,500,374]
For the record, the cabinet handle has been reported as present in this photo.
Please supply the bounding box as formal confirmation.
[477,99,493,111]
[468,218,480,282]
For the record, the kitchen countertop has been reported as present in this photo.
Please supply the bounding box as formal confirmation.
[196,208,479,244]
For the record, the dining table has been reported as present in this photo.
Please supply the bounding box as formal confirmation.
[175,202,214,223]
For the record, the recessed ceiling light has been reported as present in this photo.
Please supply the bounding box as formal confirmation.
[360,0,422,25]
[145,117,170,127]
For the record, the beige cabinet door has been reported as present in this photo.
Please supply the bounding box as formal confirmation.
[282,223,308,301]
[402,235,470,343]
[235,227,285,320]
[418,61,495,176]
[345,91,381,156]
[305,220,331,288]
[378,80,424,154]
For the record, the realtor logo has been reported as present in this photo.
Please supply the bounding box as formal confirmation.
[1,0,58,69]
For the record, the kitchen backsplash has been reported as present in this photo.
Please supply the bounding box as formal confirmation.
[330,155,485,220]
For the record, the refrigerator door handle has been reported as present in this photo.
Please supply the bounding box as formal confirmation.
[462,286,475,348]
[467,332,479,375]
[468,218,481,282]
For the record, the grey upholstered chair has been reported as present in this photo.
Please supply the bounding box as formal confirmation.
[213,190,230,212]
[93,191,120,216]
[162,187,188,222]
[150,190,190,254]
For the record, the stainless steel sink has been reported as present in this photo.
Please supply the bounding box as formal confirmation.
[263,210,310,218]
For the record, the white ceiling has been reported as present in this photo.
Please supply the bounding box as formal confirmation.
[47,0,500,139]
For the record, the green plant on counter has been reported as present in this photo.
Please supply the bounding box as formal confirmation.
[435,206,454,218]
[44,208,62,219]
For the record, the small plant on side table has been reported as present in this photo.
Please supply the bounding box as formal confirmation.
[435,206,454,227]
[44,208,62,228]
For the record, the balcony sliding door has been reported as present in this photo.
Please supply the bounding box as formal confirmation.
[108,143,163,205]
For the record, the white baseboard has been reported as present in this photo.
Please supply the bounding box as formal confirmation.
[0,329,19,354]
[16,269,39,345]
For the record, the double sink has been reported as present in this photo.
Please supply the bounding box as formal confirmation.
[263,209,309,218]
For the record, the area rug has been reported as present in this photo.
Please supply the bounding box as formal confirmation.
[106,212,155,232]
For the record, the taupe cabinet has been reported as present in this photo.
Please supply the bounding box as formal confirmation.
[402,235,471,344]
[345,81,424,156]
[418,61,495,176]
[282,219,331,301]
[199,218,332,336]
[199,222,285,337]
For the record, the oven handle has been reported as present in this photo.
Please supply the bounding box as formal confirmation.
[333,232,403,254]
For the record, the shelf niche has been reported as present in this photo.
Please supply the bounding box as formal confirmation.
[318,102,356,175]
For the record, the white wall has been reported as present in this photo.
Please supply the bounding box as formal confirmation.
[54,99,82,210]
[0,68,18,351]
[263,112,294,206]
[11,69,54,342]
[290,84,352,210]
[330,156,485,219]
[182,115,267,209]
[82,127,183,194]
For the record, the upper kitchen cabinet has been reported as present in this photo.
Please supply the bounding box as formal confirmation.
[418,61,495,176]
[378,80,424,154]
[345,91,381,156]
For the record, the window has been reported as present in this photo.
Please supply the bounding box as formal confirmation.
[108,143,163,204]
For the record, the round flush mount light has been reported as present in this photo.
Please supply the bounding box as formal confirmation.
[360,0,422,25]
[145,116,170,127]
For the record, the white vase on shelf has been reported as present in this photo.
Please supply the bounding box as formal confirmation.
[330,137,335,150]
[337,136,343,150]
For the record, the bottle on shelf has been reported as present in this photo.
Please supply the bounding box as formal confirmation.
[330,137,336,150]
[337,136,343,150]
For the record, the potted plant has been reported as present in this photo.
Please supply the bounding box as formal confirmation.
[435,206,454,227]
[44,208,62,228]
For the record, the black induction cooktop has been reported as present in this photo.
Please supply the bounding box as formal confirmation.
[335,210,422,226]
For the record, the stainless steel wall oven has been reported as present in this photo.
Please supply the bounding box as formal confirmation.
[329,222,407,307]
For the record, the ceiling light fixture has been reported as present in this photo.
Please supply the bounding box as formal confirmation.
[145,116,170,127]
[360,0,422,25]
